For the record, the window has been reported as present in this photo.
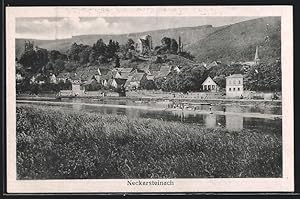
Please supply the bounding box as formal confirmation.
[233,88,236,91]
[238,80,241,84]
[233,80,236,85]
[238,88,240,91]
[229,88,231,91]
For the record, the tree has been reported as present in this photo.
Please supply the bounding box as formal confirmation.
[79,46,92,64]
[93,39,107,58]
[89,50,97,63]
[161,37,171,49]
[125,38,135,51]
[43,62,54,76]
[49,50,66,63]
[86,81,102,91]
[67,43,81,62]
[140,78,157,90]
[114,55,120,67]
[106,40,120,58]
[65,62,79,72]
[170,39,179,54]
[53,59,65,75]
[19,49,37,70]
[213,75,226,88]
[244,61,281,91]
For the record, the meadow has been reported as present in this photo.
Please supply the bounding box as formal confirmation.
[16,104,282,179]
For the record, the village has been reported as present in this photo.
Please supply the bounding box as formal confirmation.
[16,34,281,102]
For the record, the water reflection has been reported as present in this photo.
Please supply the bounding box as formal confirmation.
[205,114,217,128]
[225,114,243,131]
[18,98,282,134]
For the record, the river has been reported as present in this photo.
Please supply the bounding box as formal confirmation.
[17,98,282,134]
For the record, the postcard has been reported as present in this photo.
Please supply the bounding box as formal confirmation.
[6,6,294,193]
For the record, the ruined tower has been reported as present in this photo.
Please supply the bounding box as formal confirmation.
[178,36,182,53]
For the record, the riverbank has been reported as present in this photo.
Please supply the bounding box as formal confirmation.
[17,95,282,107]
[17,100,282,120]
[17,104,282,179]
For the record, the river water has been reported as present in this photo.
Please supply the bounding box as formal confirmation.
[17,98,282,134]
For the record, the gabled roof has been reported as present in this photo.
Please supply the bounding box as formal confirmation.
[241,61,256,66]
[115,78,127,86]
[112,68,124,72]
[124,76,134,88]
[80,73,95,81]
[84,77,97,85]
[130,73,146,82]
[112,71,122,78]
[202,76,217,86]
[121,68,134,73]
[226,74,243,78]
[205,61,218,70]
[155,70,171,79]
[120,72,131,79]
[146,75,155,81]
[160,65,171,72]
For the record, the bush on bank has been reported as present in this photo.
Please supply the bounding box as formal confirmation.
[16,105,282,179]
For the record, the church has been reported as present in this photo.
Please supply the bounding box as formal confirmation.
[241,46,260,73]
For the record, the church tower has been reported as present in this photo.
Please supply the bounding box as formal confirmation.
[254,46,260,64]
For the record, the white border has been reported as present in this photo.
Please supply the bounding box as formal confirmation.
[6,6,294,193]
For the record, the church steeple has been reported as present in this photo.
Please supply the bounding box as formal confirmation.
[254,46,260,64]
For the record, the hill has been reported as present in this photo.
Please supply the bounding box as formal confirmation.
[16,24,221,59]
[186,17,281,64]
[16,17,281,65]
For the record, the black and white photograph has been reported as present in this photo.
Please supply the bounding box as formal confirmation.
[6,6,294,193]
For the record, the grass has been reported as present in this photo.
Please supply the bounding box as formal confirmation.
[16,104,282,179]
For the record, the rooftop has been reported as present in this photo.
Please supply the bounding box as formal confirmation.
[226,74,243,78]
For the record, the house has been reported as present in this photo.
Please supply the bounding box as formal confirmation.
[146,75,155,81]
[112,71,122,79]
[30,73,44,84]
[112,68,124,72]
[153,65,172,79]
[99,71,113,87]
[49,74,57,84]
[173,65,181,73]
[57,73,71,83]
[87,68,102,82]
[107,78,127,89]
[16,73,24,81]
[71,77,85,96]
[108,79,118,88]
[30,75,36,84]
[202,76,219,92]
[226,74,243,98]
[125,73,147,90]
[206,61,218,70]
[120,68,134,79]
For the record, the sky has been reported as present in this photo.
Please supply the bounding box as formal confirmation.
[16,16,260,40]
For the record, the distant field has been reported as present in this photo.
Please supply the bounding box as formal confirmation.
[16,104,282,179]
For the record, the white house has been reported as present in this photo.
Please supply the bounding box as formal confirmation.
[71,78,85,96]
[226,74,243,98]
[49,74,57,84]
[202,76,218,92]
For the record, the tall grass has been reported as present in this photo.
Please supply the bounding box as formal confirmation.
[16,104,282,179]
